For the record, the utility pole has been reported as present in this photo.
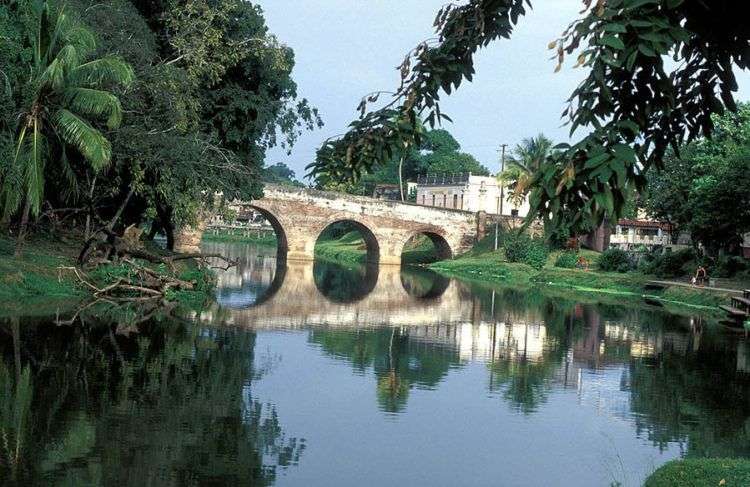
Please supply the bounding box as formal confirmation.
[494,144,508,251]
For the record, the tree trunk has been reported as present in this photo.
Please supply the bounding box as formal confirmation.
[14,197,32,258]
[155,202,175,251]
[84,175,97,241]
[398,156,405,202]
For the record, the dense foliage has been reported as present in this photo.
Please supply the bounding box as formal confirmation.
[598,247,632,273]
[0,0,319,251]
[316,128,489,195]
[310,0,750,236]
[643,104,750,255]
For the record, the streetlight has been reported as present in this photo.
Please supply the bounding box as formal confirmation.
[494,144,508,251]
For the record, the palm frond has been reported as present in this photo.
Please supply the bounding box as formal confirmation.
[53,109,111,171]
[60,25,96,60]
[64,87,123,128]
[56,44,81,72]
[24,118,48,216]
[58,145,79,202]
[71,56,134,88]
[38,57,65,91]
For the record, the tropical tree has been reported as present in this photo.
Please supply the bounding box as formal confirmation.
[499,134,554,204]
[643,104,750,255]
[0,0,133,256]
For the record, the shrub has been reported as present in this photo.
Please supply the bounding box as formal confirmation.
[554,251,579,269]
[503,233,531,263]
[524,240,549,269]
[502,233,548,269]
[639,248,696,278]
[712,255,748,278]
[598,248,632,273]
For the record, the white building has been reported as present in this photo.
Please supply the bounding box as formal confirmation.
[415,173,530,217]
[609,218,691,251]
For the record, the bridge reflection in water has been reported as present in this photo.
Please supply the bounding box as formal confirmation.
[200,241,474,329]
[198,242,719,372]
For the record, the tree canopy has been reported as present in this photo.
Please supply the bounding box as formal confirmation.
[0,0,320,250]
[317,128,489,195]
[309,0,750,235]
[643,104,750,255]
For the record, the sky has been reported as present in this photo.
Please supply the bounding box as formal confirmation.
[256,0,750,182]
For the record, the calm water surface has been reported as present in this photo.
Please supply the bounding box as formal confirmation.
[2,241,750,486]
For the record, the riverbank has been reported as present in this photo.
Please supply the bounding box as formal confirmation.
[644,458,750,486]
[0,236,217,316]
[429,249,730,316]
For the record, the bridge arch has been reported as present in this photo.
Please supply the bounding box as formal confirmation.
[315,219,381,264]
[247,205,289,259]
[401,230,454,264]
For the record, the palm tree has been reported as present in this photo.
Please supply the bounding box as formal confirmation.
[499,134,554,205]
[1,0,133,256]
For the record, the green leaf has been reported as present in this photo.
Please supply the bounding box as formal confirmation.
[600,35,625,50]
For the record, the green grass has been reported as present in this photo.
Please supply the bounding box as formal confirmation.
[0,234,217,315]
[428,247,727,314]
[201,228,277,245]
[0,235,84,312]
[314,231,369,264]
[645,458,750,487]
[314,232,445,265]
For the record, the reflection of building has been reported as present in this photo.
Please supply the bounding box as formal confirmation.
[415,173,530,217]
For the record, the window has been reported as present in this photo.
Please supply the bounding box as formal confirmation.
[453,194,458,208]
[443,194,447,207]
[421,195,425,205]
[432,195,436,206]
[511,209,519,217]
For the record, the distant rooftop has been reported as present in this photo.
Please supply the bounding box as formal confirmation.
[416,172,481,186]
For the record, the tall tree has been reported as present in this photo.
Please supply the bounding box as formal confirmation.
[643,104,750,255]
[0,0,133,255]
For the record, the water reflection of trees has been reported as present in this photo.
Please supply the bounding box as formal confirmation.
[0,312,302,485]
[309,286,750,460]
[309,328,463,413]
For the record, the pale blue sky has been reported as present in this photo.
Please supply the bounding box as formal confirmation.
[257,1,750,181]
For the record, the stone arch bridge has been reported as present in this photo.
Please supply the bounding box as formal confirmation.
[178,185,495,265]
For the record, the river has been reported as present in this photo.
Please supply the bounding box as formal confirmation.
[1,241,749,486]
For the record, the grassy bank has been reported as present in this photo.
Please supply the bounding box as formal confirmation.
[429,248,729,315]
[644,458,750,486]
[0,235,217,316]
[314,231,369,264]
[0,236,85,315]
[201,228,277,246]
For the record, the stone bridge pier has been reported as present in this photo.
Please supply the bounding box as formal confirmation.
[177,185,488,265]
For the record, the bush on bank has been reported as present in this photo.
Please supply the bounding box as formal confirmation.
[644,458,750,487]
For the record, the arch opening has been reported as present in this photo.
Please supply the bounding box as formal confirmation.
[313,260,379,303]
[314,220,380,264]
[400,266,450,300]
[245,205,288,259]
[401,232,453,265]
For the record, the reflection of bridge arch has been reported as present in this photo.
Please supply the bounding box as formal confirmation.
[202,261,471,328]
[182,185,490,264]
[313,260,380,304]
[400,268,451,300]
